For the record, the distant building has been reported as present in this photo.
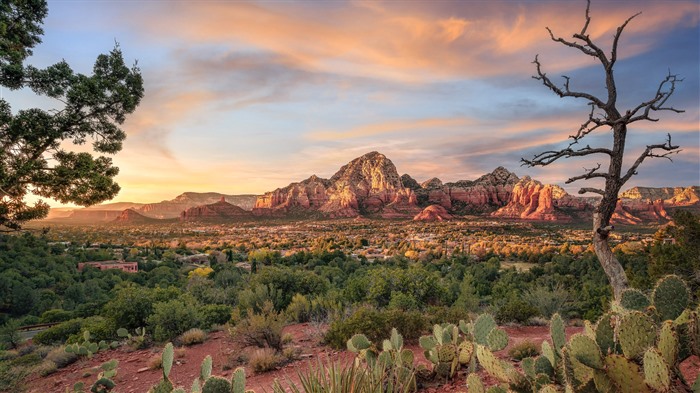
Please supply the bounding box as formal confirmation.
[78,261,138,273]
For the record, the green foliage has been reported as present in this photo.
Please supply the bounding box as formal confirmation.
[148,298,199,343]
[0,0,144,230]
[198,304,232,328]
[0,320,22,350]
[33,318,83,345]
[202,376,231,393]
[496,296,539,324]
[507,340,539,361]
[324,306,428,350]
[523,284,570,319]
[231,301,284,351]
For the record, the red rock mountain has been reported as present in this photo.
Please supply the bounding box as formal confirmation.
[492,177,575,221]
[413,205,454,221]
[139,192,257,219]
[180,197,253,221]
[112,209,159,224]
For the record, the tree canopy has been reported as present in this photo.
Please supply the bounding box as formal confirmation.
[0,0,144,230]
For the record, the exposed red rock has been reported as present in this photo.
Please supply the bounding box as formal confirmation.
[612,198,670,225]
[492,177,573,221]
[112,209,158,224]
[445,167,520,212]
[67,210,123,223]
[139,193,257,219]
[181,197,253,221]
[413,204,454,221]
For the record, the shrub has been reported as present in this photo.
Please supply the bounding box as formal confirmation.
[231,301,284,351]
[45,346,79,368]
[282,346,300,361]
[33,318,83,345]
[281,332,294,345]
[178,328,207,346]
[248,347,283,373]
[323,306,429,350]
[39,309,73,324]
[522,285,570,319]
[496,298,539,324]
[508,340,540,360]
[35,360,58,377]
[67,316,113,343]
[286,293,311,322]
[147,299,199,342]
[147,354,162,370]
[199,304,232,328]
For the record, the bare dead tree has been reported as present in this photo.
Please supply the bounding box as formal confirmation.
[522,0,684,300]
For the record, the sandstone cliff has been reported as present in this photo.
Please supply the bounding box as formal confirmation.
[139,192,257,219]
[491,177,575,221]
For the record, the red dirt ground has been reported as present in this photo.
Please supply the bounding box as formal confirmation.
[25,324,699,393]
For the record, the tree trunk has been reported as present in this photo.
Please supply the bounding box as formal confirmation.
[592,212,628,300]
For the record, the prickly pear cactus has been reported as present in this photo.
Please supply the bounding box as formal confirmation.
[458,340,474,365]
[652,275,689,321]
[474,314,497,345]
[603,354,650,393]
[620,288,650,311]
[567,333,603,370]
[231,367,246,393]
[595,312,617,356]
[618,311,656,359]
[486,328,508,351]
[550,313,566,353]
[201,376,231,393]
[643,348,670,392]
[347,334,371,352]
[466,373,485,393]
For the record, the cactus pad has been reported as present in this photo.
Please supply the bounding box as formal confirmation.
[618,311,656,360]
[537,385,558,393]
[652,275,689,321]
[466,373,485,393]
[162,343,174,379]
[486,328,508,351]
[643,348,670,391]
[540,341,556,371]
[390,328,403,350]
[550,313,566,352]
[434,361,452,378]
[437,344,456,362]
[595,312,617,356]
[200,355,212,381]
[535,355,554,377]
[348,334,371,352]
[232,367,246,393]
[658,320,678,366]
[603,354,651,393]
[521,357,535,379]
[620,288,650,311]
[419,335,437,350]
[476,345,509,382]
[567,334,603,370]
[474,314,497,345]
[592,370,616,393]
[458,340,474,365]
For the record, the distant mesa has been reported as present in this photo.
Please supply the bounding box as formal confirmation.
[42,151,699,225]
[414,205,454,221]
[112,209,159,224]
[180,197,253,221]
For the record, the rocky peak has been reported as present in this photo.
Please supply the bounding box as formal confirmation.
[401,174,421,190]
[475,167,519,186]
[421,177,443,189]
[329,151,402,193]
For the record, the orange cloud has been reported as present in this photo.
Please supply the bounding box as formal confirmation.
[306,117,473,141]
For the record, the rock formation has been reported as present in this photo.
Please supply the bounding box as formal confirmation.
[181,197,253,221]
[112,209,159,224]
[67,210,123,223]
[492,177,574,221]
[139,192,257,219]
[413,205,454,221]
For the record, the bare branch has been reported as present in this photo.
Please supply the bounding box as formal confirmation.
[522,145,612,168]
[532,56,606,108]
[625,73,685,123]
[565,163,608,184]
[610,11,641,67]
[578,187,605,196]
[620,133,680,185]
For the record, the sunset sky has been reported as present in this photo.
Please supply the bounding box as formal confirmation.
[11,0,700,206]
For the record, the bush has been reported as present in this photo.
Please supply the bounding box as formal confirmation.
[199,304,232,328]
[147,299,199,342]
[33,319,83,345]
[147,354,162,370]
[232,302,283,351]
[496,298,539,324]
[248,347,283,373]
[39,309,73,324]
[45,346,79,368]
[35,360,58,377]
[67,316,113,343]
[425,306,472,327]
[522,285,570,319]
[508,340,540,360]
[286,294,311,322]
[323,306,429,350]
[178,328,207,346]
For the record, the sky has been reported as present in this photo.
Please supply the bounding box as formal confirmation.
[10,0,700,206]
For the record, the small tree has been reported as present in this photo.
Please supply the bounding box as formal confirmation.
[523,1,684,299]
[0,0,144,231]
